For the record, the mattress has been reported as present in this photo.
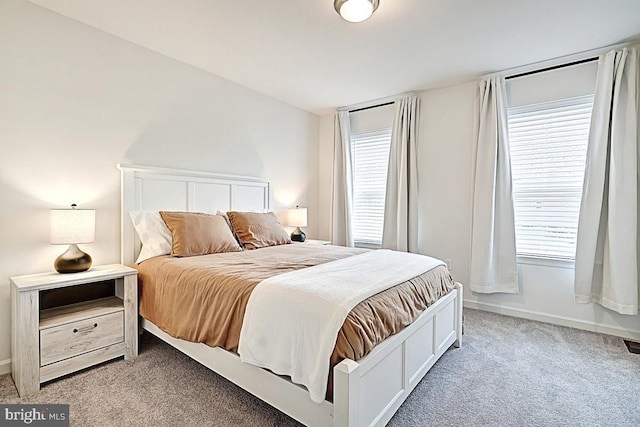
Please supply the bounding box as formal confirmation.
[136,243,455,399]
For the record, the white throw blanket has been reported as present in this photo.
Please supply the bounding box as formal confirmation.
[238,249,444,403]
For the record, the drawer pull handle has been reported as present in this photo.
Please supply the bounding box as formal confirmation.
[73,323,98,333]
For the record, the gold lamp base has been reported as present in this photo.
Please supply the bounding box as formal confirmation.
[54,244,92,274]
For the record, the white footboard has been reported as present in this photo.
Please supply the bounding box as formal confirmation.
[142,284,463,427]
[333,283,463,427]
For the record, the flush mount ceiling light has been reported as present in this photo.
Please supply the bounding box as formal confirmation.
[334,0,379,23]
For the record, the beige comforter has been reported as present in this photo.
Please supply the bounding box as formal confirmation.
[137,244,454,399]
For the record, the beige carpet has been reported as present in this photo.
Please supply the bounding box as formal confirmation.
[1,309,639,426]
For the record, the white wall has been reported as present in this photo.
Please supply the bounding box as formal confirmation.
[0,0,319,372]
[318,76,640,341]
[350,104,395,134]
[508,61,598,107]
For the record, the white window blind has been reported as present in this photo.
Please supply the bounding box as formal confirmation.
[507,95,594,260]
[351,128,392,247]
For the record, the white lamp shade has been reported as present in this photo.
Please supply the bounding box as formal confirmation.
[50,209,96,244]
[287,207,308,227]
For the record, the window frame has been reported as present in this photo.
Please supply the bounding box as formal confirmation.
[349,128,392,248]
[507,94,594,263]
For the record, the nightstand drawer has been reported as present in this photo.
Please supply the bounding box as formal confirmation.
[40,311,124,366]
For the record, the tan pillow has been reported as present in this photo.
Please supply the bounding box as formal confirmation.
[159,211,242,257]
[226,211,291,250]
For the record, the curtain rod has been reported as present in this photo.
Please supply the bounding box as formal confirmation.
[505,57,598,80]
[483,39,637,81]
[349,101,394,113]
[337,92,416,113]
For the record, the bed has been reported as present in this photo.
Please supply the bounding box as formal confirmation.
[119,164,463,427]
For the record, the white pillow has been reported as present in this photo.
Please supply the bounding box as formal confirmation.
[129,211,172,263]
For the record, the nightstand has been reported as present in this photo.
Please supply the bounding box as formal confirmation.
[305,239,332,245]
[294,239,332,245]
[10,264,138,397]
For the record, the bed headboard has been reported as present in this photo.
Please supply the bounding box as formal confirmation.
[118,164,271,266]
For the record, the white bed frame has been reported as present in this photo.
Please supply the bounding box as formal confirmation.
[119,164,463,427]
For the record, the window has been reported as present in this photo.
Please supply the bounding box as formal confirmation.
[350,128,392,247]
[507,95,594,260]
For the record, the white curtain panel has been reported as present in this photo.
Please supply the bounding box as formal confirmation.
[382,95,420,252]
[470,77,519,293]
[331,111,355,247]
[574,46,639,315]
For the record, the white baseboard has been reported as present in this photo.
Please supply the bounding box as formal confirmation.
[464,300,640,342]
[0,359,11,376]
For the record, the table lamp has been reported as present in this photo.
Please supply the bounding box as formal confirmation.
[50,204,95,273]
[288,206,307,242]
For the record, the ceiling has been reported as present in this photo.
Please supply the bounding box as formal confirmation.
[28,0,640,115]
